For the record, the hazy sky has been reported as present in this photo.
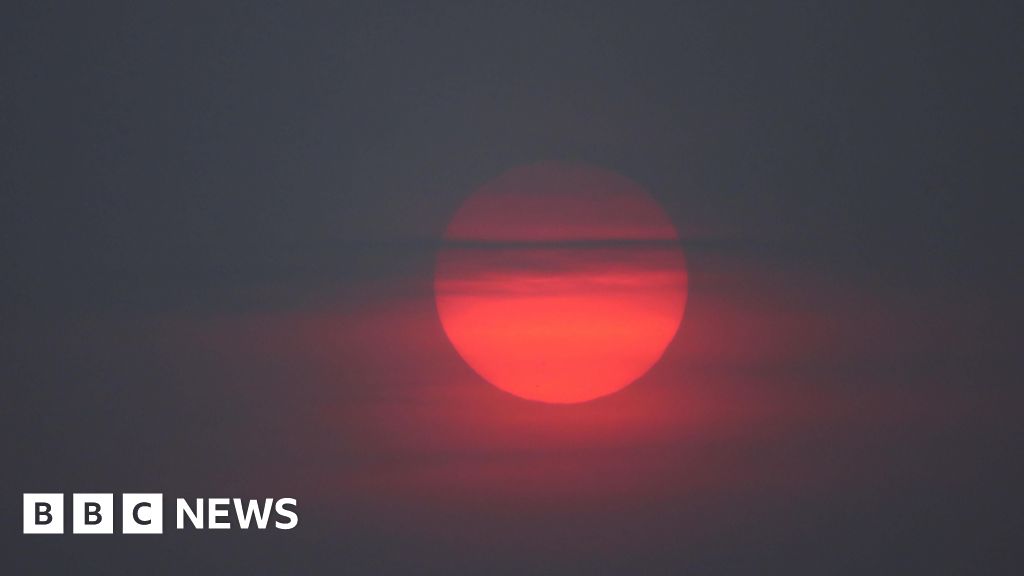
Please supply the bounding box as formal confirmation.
[3,2,1021,573]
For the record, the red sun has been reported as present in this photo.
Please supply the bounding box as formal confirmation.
[434,162,688,404]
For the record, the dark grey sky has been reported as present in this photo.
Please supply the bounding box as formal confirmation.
[3,1,1019,308]
[2,1,1021,574]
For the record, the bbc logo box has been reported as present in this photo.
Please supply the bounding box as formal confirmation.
[72,493,114,534]
[122,493,163,534]
[23,494,64,534]
[23,493,163,534]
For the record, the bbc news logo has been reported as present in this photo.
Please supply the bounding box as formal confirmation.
[23,494,298,534]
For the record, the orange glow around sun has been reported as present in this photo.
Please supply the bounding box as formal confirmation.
[435,163,688,404]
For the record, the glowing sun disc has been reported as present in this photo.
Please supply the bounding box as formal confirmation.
[434,162,688,404]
